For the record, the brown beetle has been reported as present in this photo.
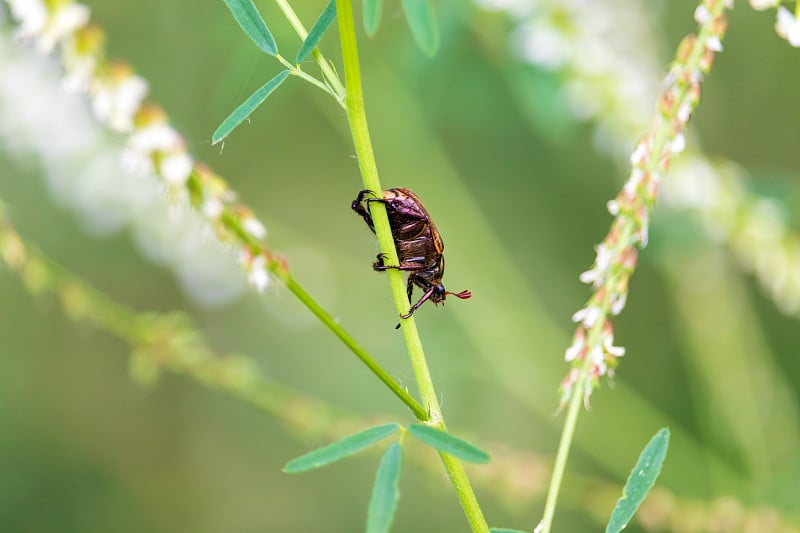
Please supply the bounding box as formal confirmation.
[352,188,471,324]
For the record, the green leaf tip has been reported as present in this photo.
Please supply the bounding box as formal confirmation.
[407,423,489,464]
[401,0,439,56]
[363,0,383,36]
[283,423,401,474]
[605,428,671,533]
[295,0,337,64]
[212,69,290,145]
[366,442,403,533]
[223,0,278,56]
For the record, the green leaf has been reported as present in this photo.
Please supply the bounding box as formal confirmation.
[296,0,337,64]
[223,0,278,56]
[605,428,671,533]
[489,529,528,533]
[407,424,489,463]
[401,0,439,56]
[363,0,383,36]
[366,442,402,533]
[283,423,401,473]
[212,69,290,144]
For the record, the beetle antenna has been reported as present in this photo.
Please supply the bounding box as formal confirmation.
[447,290,472,299]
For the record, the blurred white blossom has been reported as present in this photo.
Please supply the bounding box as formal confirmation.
[776,7,800,47]
[478,0,800,324]
[0,23,245,306]
[750,0,779,10]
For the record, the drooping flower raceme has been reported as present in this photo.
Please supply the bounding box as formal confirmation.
[558,1,730,405]
[1,0,281,302]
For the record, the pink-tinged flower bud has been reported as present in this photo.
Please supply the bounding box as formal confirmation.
[241,252,269,293]
[677,35,697,62]
[564,327,587,362]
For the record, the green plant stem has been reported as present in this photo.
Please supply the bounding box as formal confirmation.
[334,1,487,531]
[538,275,620,533]
[276,269,428,420]
[274,52,342,103]
[273,0,346,100]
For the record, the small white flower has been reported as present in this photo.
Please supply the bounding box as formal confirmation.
[705,36,723,53]
[610,291,627,315]
[202,198,224,219]
[595,243,611,272]
[603,334,626,357]
[92,75,148,132]
[123,124,182,175]
[63,54,96,92]
[607,199,620,216]
[694,5,711,24]
[248,255,269,292]
[38,3,90,52]
[564,333,585,362]
[7,0,47,39]
[589,345,604,366]
[624,168,645,196]
[776,7,800,47]
[677,102,693,123]
[579,268,599,285]
[161,152,193,186]
[242,217,267,240]
[630,141,648,165]
[670,132,687,154]
[572,305,600,328]
[749,0,778,11]
[519,22,569,69]
[129,123,181,153]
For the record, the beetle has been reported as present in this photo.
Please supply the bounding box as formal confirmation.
[352,188,471,324]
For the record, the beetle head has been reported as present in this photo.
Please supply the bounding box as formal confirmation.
[431,284,472,305]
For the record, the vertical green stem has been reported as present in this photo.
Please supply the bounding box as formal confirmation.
[333,1,488,531]
[538,354,590,532]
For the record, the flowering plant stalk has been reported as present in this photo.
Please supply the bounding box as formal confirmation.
[538,1,730,531]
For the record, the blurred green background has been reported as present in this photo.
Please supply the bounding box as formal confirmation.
[2,0,800,531]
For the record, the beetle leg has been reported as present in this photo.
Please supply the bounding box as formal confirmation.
[394,276,420,329]
[354,189,378,203]
[352,190,383,232]
[400,285,436,319]
[373,261,426,272]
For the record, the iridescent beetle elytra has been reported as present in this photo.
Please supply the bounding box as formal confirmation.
[352,188,471,325]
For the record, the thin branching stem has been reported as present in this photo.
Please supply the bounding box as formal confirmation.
[333,0,488,530]
[275,269,428,419]
[273,0,346,102]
